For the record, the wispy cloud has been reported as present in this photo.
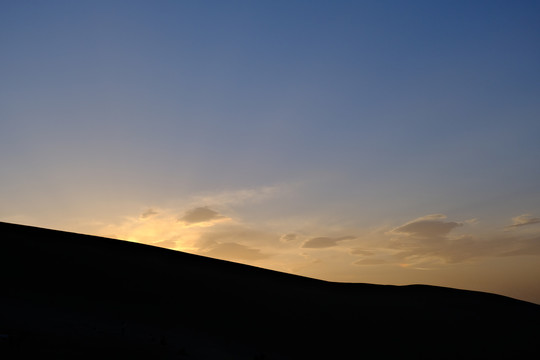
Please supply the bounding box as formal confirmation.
[354,257,387,266]
[101,206,540,274]
[497,235,540,257]
[347,214,540,267]
[196,224,278,246]
[199,242,270,261]
[151,239,178,249]
[178,206,225,224]
[190,185,283,207]
[100,201,279,264]
[280,233,298,242]
[140,208,159,219]
[350,248,375,256]
[390,214,462,238]
[100,209,200,251]
[506,214,540,229]
[302,236,355,249]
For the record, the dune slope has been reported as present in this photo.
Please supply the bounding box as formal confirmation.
[1,222,538,359]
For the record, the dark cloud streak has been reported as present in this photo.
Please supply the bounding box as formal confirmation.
[140,208,159,219]
[179,206,224,224]
[302,236,354,249]
[392,218,461,238]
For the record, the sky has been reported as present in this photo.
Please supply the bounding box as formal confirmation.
[1,0,540,303]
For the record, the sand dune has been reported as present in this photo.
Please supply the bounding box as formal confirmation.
[1,221,538,359]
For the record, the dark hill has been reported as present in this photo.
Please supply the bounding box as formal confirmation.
[1,222,539,359]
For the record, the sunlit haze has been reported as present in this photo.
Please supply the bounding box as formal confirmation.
[2,1,539,303]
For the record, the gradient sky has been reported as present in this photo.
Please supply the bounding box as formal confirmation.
[2,1,540,303]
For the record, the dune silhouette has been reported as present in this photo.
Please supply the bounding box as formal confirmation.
[1,221,539,359]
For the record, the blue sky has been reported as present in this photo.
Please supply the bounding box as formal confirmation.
[2,1,540,303]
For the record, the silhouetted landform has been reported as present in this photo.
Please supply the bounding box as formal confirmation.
[1,222,539,359]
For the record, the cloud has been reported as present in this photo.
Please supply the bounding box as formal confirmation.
[179,206,225,224]
[101,205,280,265]
[341,214,540,268]
[386,214,486,264]
[389,235,489,264]
[302,236,354,249]
[354,215,490,265]
[100,212,200,252]
[196,225,277,245]
[391,214,462,238]
[354,258,387,266]
[387,227,540,265]
[280,233,297,242]
[200,242,270,261]
[498,236,540,257]
[350,248,375,256]
[100,206,228,251]
[191,223,281,263]
[192,185,282,207]
[506,214,540,229]
[140,208,159,219]
[464,218,479,225]
[152,239,178,249]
